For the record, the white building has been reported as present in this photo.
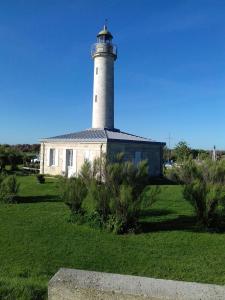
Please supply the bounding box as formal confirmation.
[40,25,165,177]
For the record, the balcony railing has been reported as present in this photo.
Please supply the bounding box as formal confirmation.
[91,43,117,57]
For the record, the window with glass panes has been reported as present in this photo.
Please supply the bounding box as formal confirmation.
[50,149,55,166]
[66,149,73,166]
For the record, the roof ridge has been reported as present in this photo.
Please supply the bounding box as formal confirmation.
[118,130,153,141]
[42,128,107,141]
[104,129,109,139]
[40,128,163,144]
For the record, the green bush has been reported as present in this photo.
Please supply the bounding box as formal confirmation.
[165,168,180,183]
[82,180,110,222]
[0,175,19,203]
[179,160,225,228]
[61,155,160,233]
[36,174,45,184]
[109,184,137,233]
[0,153,7,171]
[62,177,87,214]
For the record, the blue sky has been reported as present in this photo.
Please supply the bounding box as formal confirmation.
[0,0,224,149]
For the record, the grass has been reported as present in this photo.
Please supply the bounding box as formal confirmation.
[1,175,225,299]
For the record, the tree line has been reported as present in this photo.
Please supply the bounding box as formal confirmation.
[164,141,225,162]
[0,144,40,171]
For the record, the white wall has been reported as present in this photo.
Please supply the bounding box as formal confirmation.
[41,142,106,176]
[92,55,114,129]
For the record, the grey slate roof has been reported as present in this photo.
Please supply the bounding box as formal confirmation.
[41,128,163,144]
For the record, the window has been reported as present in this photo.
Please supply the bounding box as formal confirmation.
[84,150,90,161]
[134,151,141,165]
[96,67,98,75]
[95,95,97,103]
[66,149,73,166]
[49,149,55,166]
[84,150,93,163]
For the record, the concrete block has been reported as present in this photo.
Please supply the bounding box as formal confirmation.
[48,268,225,300]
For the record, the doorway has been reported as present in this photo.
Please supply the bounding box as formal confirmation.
[66,149,74,177]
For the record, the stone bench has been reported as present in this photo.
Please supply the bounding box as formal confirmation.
[48,268,225,300]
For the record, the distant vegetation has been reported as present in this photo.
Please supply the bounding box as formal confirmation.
[164,140,225,162]
[0,144,40,172]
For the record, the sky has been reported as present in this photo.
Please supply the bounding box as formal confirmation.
[0,0,225,149]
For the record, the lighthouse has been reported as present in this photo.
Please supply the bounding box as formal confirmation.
[91,25,117,129]
[40,25,165,178]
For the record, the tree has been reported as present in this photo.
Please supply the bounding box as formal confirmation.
[0,144,40,171]
[173,141,192,162]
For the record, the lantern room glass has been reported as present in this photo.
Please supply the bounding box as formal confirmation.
[97,35,112,44]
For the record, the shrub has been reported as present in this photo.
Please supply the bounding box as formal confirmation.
[0,153,7,171]
[103,159,159,233]
[61,155,160,233]
[62,177,87,214]
[165,168,180,183]
[0,173,5,185]
[0,175,20,203]
[140,185,161,210]
[109,184,137,233]
[36,174,45,184]
[179,160,225,228]
[202,159,225,184]
[82,180,110,222]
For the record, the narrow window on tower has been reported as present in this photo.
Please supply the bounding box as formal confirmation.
[96,67,98,75]
[95,95,97,103]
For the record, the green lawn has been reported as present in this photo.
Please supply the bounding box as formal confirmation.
[1,175,225,299]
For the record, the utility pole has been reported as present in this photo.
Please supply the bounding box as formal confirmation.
[167,133,173,161]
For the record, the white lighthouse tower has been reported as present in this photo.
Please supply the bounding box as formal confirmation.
[91,24,117,129]
[40,25,165,178]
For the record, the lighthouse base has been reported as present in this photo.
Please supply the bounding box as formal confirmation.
[40,128,165,177]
